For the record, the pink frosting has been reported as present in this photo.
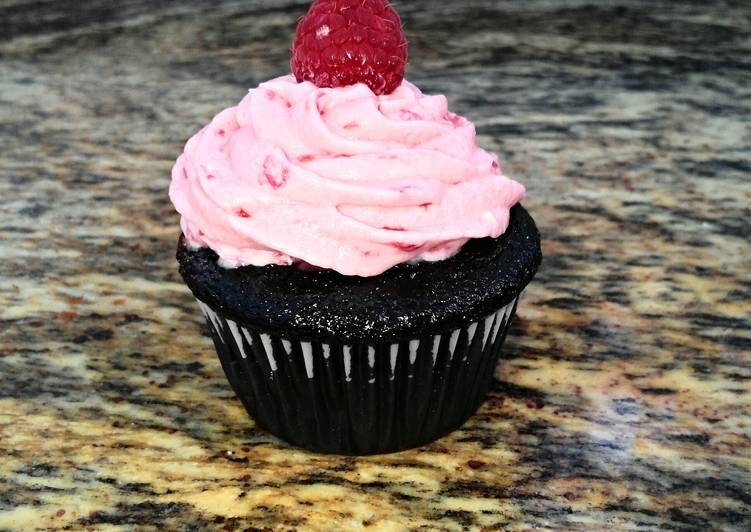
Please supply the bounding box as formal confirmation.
[170,75,525,277]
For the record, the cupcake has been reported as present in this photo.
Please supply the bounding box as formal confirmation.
[170,0,541,455]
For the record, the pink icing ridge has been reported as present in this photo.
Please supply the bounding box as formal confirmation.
[169,75,525,277]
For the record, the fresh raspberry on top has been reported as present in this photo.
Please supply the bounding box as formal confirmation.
[291,0,408,95]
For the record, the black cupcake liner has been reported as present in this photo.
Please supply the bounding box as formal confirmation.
[197,295,520,455]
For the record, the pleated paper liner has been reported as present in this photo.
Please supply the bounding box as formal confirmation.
[198,296,520,455]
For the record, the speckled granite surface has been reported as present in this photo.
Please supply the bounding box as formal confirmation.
[1,0,750,530]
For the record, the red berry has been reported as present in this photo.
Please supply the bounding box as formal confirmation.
[291,0,408,95]
[263,156,290,189]
[393,242,421,252]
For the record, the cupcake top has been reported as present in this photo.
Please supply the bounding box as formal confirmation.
[169,0,526,277]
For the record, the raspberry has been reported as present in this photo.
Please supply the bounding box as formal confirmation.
[291,0,408,95]
[263,156,290,189]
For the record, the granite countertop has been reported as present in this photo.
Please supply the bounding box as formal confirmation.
[1,0,750,530]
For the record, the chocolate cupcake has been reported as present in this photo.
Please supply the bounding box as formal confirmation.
[170,0,541,455]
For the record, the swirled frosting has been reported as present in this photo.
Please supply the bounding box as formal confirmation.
[170,75,525,277]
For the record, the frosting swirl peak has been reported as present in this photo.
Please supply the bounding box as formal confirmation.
[170,75,525,277]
